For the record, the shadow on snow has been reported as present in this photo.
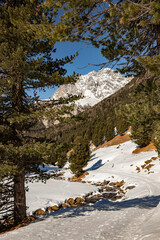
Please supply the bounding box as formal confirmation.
[85,159,104,171]
[34,194,160,222]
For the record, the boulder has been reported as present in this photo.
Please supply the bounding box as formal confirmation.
[46,207,53,213]
[61,203,68,209]
[75,197,85,204]
[85,196,100,204]
[51,205,59,211]
[34,209,46,215]
[65,198,75,205]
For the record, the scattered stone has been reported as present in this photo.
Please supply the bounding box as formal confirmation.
[109,182,114,186]
[61,203,68,209]
[31,179,133,222]
[104,180,110,185]
[102,192,117,199]
[126,185,136,190]
[145,159,152,164]
[69,171,89,182]
[71,203,80,207]
[136,166,141,173]
[100,182,106,186]
[105,186,115,191]
[82,195,86,200]
[86,196,100,204]
[34,209,46,215]
[46,207,53,213]
[51,205,59,211]
[75,197,84,204]
[115,180,125,188]
[65,198,75,205]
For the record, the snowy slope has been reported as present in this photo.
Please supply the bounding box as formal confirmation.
[26,180,98,215]
[50,68,132,107]
[2,137,160,240]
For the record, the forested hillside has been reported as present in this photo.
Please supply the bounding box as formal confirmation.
[35,72,143,148]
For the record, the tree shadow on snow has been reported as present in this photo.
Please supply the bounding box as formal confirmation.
[85,159,104,171]
[51,194,160,219]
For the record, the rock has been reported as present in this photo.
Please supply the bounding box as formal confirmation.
[104,180,110,185]
[34,209,46,215]
[62,203,68,209]
[115,180,125,188]
[46,207,53,213]
[65,198,75,205]
[126,185,136,190]
[100,182,106,186]
[103,186,115,192]
[85,196,100,204]
[109,182,116,186]
[51,205,59,211]
[82,195,86,199]
[70,203,79,207]
[50,68,132,111]
[103,192,117,200]
[112,195,123,201]
[75,197,84,204]
[136,166,141,173]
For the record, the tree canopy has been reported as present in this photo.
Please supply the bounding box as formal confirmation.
[57,0,160,75]
[0,0,77,224]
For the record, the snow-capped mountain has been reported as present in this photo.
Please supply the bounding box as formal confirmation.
[50,68,132,108]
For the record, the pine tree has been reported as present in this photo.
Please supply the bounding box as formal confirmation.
[58,0,160,153]
[0,0,77,224]
[116,76,160,150]
[69,136,91,176]
[58,0,160,75]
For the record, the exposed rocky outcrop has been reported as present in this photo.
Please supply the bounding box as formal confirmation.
[50,68,132,109]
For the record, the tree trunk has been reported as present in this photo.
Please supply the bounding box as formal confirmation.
[13,172,26,224]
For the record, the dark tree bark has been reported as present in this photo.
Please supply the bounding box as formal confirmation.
[13,172,26,223]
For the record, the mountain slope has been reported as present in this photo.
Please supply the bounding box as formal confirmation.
[50,68,132,108]
[1,138,159,240]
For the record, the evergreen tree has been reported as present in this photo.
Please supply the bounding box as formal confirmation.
[58,0,160,152]
[0,0,77,224]
[58,0,160,75]
[69,136,91,176]
[116,75,160,151]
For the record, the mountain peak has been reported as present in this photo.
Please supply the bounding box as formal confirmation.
[50,68,132,108]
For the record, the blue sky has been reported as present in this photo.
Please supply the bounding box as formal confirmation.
[32,41,107,100]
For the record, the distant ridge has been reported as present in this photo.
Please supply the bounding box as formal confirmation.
[50,68,132,109]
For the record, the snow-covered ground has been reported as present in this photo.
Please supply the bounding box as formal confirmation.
[26,180,98,215]
[2,138,160,240]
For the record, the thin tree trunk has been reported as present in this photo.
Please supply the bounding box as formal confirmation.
[13,172,26,224]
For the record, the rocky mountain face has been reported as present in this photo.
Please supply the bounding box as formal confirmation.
[40,68,132,128]
[50,68,132,109]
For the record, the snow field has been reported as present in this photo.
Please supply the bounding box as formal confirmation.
[1,138,160,240]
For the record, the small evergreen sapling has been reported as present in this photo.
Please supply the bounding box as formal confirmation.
[69,136,91,177]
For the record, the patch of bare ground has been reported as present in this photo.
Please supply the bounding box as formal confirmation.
[93,133,131,151]
[68,171,89,182]
[0,215,35,235]
[132,142,156,154]
[136,157,158,174]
